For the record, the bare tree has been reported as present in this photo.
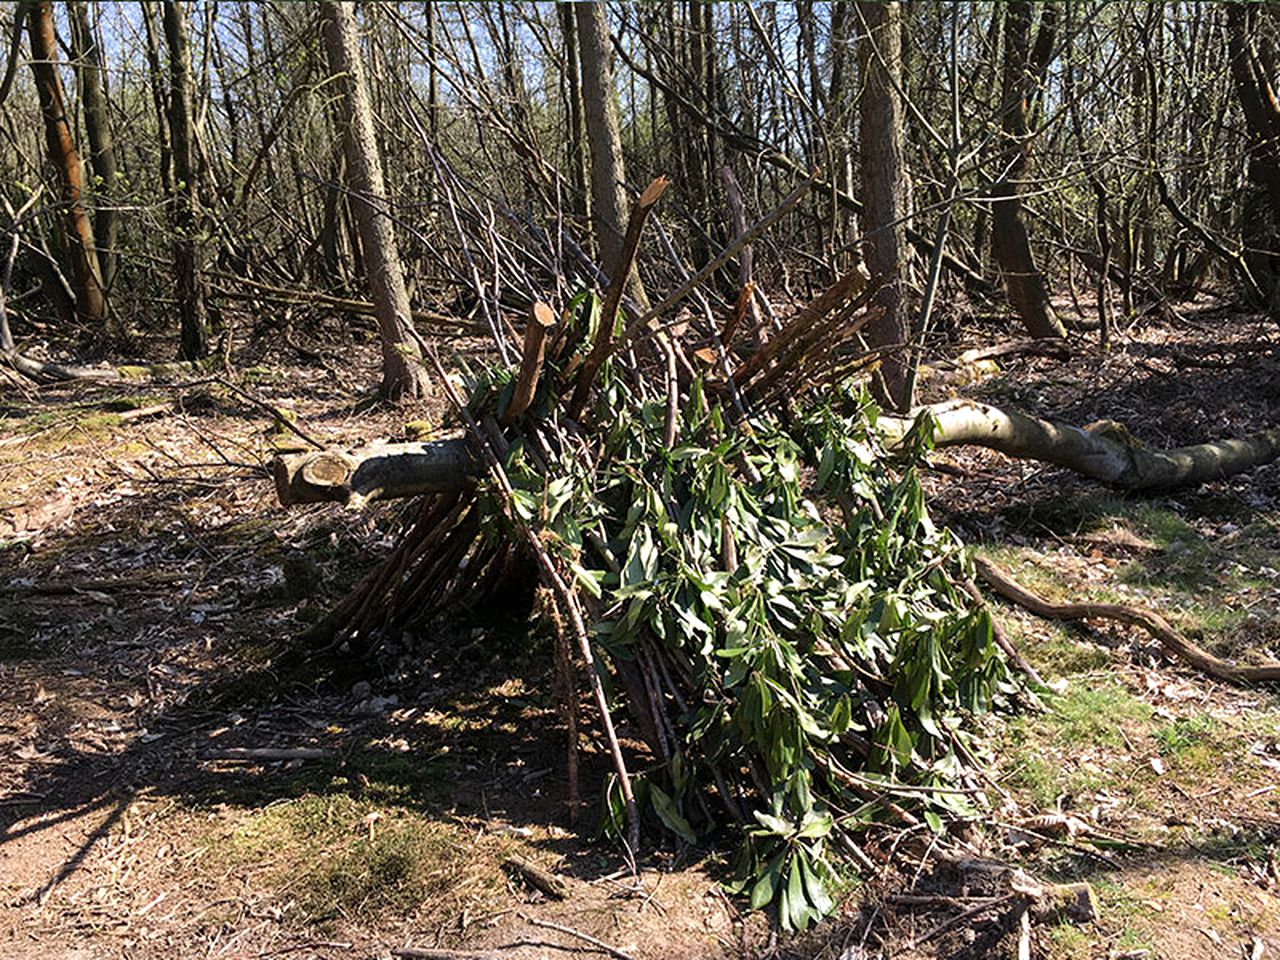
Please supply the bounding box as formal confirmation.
[991,1,1066,339]
[857,1,911,411]
[319,0,429,400]
[66,0,118,295]
[162,1,208,360]
[574,0,647,309]
[26,0,104,326]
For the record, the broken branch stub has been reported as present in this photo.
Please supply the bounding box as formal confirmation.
[501,300,557,425]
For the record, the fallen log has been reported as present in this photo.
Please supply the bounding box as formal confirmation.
[889,399,1280,491]
[273,439,478,506]
[273,399,1280,506]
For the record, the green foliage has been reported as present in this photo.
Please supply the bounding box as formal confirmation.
[477,372,1014,927]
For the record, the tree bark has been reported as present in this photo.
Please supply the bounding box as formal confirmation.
[574,0,648,310]
[274,440,479,506]
[319,0,430,400]
[66,0,118,295]
[856,1,912,412]
[26,0,105,326]
[991,1,1066,339]
[161,1,209,360]
[1225,3,1280,308]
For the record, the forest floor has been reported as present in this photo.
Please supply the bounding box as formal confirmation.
[0,299,1278,960]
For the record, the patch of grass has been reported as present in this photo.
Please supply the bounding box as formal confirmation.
[1002,679,1151,808]
[1113,926,1155,954]
[214,793,508,926]
[1007,620,1113,676]
[1040,681,1150,748]
[1152,715,1219,761]
[1045,922,1092,959]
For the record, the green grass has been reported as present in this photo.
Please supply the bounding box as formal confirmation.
[1001,679,1151,808]
[214,793,509,927]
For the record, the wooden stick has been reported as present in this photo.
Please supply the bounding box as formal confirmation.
[502,855,567,900]
[614,177,811,353]
[719,165,769,346]
[568,176,668,419]
[975,557,1280,684]
[501,301,556,425]
[731,265,868,388]
[520,915,635,960]
[201,748,334,762]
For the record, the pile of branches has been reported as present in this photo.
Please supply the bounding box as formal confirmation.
[308,180,1019,930]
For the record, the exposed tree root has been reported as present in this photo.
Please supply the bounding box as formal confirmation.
[974,557,1280,685]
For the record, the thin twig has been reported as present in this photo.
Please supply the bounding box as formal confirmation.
[519,914,635,960]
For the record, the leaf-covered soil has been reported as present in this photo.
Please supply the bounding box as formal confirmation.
[1,301,1278,959]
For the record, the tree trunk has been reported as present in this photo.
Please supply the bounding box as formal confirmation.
[991,1,1066,339]
[856,1,912,412]
[275,399,1280,505]
[1225,3,1280,308]
[574,0,649,310]
[558,1,590,227]
[26,0,105,326]
[161,1,209,361]
[889,400,1280,491]
[319,0,429,400]
[66,0,118,296]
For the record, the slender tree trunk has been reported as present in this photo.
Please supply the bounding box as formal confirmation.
[558,2,589,225]
[162,1,208,360]
[319,0,429,400]
[857,2,911,411]
[139,1,172,197]
[574,0,648,309]
[66,0,117,296]
[26,0,104,326]
[991,1,1066,339]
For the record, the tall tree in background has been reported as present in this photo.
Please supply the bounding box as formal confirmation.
[1225,2,1280,308]
[67,0,118,296]
[857,1,911,411]
[161,0,208,360]
[991,1,1066,339]
[26,0,105,326]
[574,0,648,308]
[320,0,429,400]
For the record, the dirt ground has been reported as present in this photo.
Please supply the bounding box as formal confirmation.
[1,301,1279,960]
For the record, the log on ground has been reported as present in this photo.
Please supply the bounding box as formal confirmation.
[273,440,478,505]
[272,400,1280,508]
[884,399,1280,491]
